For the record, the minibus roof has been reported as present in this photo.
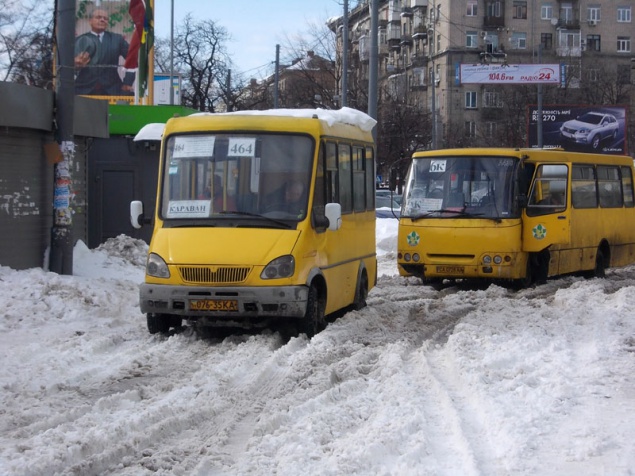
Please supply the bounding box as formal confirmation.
[134,107,376,142]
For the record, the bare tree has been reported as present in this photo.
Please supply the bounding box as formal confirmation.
[1,0,53,86]
[156,14,231,112]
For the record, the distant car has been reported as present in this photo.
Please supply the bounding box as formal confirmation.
[559,112,619,150]
[376,195,401,218]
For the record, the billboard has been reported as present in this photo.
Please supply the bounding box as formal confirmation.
[459,64,561,84]
[527,105,628,155]
[74,1,152,99]
[154,73,181,105]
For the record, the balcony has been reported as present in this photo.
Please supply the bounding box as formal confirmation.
[483,15,505,28]
[479,51,507,63]
[409,53,428,67]
[401,7,414,17]
[556,18,581,30]
[556,46,582,57]
[401,34,413,46]
[410,0,428,8]
[412,24,428,39]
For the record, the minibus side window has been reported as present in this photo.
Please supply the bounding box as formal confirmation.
[353,145,366,212]
[527,164,568,216]
[312,143,327,230]
[598,165,623,208]
[339,143,353,213]
[621,166,634,208]
[326,141,338,204]
[571,164,597,209]
[365,146,375,211]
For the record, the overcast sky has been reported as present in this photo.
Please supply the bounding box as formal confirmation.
[153,0,344,78]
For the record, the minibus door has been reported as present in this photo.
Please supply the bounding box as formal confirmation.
[521,163,571,252]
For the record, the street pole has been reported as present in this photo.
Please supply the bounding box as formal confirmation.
[50,0,76,275]
[368,0,379,134]
[169,0,174,105]
[341,0,348,108]
[274,44,280,109]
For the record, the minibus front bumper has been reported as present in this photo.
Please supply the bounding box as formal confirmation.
[139,283,309,318]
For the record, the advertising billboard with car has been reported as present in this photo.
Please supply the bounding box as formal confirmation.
[527,105,628,155]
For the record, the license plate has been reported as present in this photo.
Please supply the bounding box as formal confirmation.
[436,266,465,274]
[190,299,238,311]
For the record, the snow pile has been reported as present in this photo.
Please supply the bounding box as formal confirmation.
[1,218,634,475]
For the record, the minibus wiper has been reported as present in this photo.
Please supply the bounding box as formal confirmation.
[218,210,293,229]
[408,209,490,221]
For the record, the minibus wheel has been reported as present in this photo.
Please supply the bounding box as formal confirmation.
[585,249,606,279]
[297,284,325,338]
[147,313,170,334]
[353,272,368,310]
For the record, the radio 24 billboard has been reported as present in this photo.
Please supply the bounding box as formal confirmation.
[528,105,628,155]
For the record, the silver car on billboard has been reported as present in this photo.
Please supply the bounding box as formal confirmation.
[559,111,619,150]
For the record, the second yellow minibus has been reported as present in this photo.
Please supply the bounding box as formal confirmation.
[131,108,377,336]
[398,148,635,287]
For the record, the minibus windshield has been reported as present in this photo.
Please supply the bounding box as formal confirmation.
[401,155,520,220]
[160,133,314,223]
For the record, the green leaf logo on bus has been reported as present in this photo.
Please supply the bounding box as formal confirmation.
[532,224,547,240]
[407,231,420,246]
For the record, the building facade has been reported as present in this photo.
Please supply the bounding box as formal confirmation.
[333,0,633,152]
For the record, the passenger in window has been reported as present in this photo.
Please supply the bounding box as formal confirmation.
[200,175,237,212]
[264,180,306,216]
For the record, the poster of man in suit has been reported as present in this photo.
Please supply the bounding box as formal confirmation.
[74,1,137,97]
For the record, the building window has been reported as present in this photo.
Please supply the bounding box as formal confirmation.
[561,4,574,23]
[467,0,478,16]
[586,34,601,51]
[483,91,503,108]
[541,4,553,19]
[485,122,497,138]
[617,36,631,52]
[541,33,553,50]
[465,91,477,109]
[466,31,478,48]
[511,32,527,49]
[587,69,600,81]
[486,1,502,17]
[513,1,528,19]
[587,6,601,22]
[617,7,631,22]
[465,121,476,138]
[617,64,631,84]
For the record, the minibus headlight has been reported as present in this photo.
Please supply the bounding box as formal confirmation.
[413,253,420,262]
[493,255,503,264]
[483,255,492,264]
[146,253,170,278]
[404,253,412,262]
[261,255,295,279]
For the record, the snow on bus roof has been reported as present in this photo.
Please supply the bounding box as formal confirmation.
[133,107,376,142]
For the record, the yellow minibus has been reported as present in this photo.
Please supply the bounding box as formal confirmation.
[131,108,377,336]
[397,148,635,287]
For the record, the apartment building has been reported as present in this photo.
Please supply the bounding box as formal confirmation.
[332,0,633,149]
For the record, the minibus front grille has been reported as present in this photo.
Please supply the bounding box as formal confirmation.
[178,266,251,284]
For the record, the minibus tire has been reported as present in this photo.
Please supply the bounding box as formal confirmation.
[297,285,325,338]
[147,313,170,334]
[586,249,606,279]
[353,272,368,310]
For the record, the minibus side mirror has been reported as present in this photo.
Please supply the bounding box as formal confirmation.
[325,203,342,231]
[130,200,146,229]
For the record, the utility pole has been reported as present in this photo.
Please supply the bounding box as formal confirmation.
[274,44,280,108]
[430,0,437,149]
[368,0,379,134]
[50,0,76,275]
[341,0,349,107]
[169,0,174,105]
